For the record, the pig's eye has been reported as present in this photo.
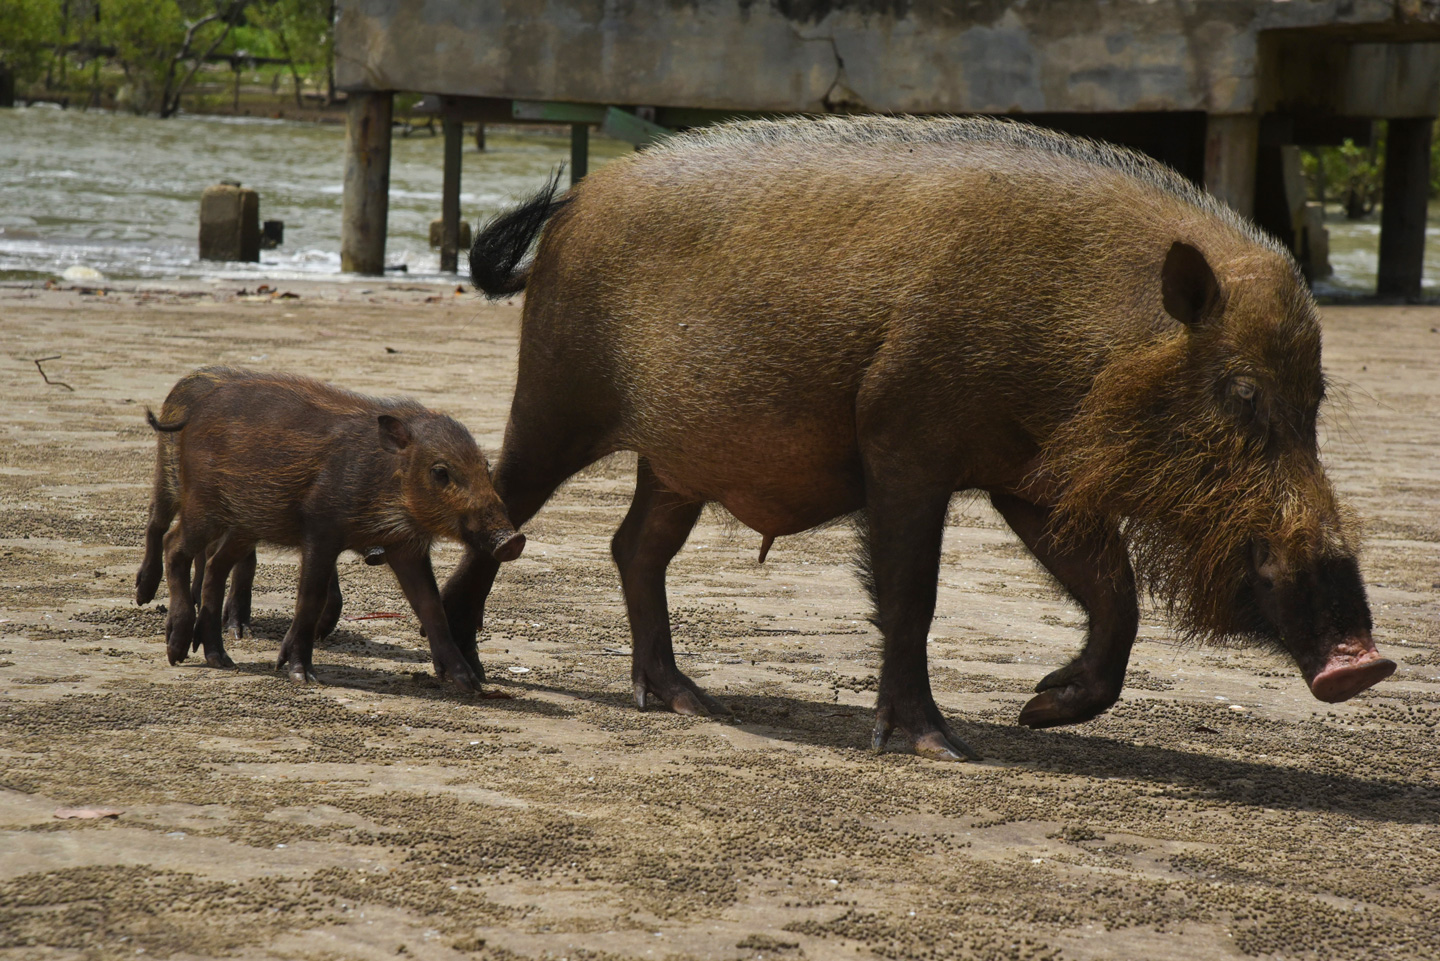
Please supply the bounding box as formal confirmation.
[431,465,451,486]
[1228,376,1260,409]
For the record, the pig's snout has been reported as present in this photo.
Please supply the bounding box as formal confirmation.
[1304,635,1396,703]
[490,530,525,562]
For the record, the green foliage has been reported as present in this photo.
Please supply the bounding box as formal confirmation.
[1302,132,1387,219]
[0,0,63,84]
[3,0,333,115]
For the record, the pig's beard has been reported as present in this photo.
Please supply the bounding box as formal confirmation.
[1039,340,1357,646]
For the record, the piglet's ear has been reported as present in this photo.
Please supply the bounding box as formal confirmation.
[377,415,411,452]
[1161,241,1222,326]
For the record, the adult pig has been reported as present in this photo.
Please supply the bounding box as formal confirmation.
[144,369,524,687]
[443,116,1393,759]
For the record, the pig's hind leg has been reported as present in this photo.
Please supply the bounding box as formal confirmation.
[611,460,724,717]
[275,543,342,683]
[989,494,1138,728]
[195,533,252,669]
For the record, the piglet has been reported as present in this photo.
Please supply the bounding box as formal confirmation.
[143,369,522,689]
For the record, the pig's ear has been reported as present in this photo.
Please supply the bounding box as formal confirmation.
[1161,241,1222,326]
[377,415,412,452]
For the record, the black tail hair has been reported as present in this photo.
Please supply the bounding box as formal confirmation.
[146,409,187,432]
[468,167,572,299]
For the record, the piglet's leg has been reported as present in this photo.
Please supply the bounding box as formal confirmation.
[316,571,344,640]
[197,533,252,669]
[389,548,482,693]
[163,525,199,665]
[276,543,341,684]
[222,548,257,639]
[990,493,1139,729]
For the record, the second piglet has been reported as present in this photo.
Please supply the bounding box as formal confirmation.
[148,370,523,689]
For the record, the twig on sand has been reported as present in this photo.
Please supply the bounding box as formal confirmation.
[34,356,75,391]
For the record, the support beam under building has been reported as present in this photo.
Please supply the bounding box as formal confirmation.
[341,91,393,275]
[1377,117,1433,300]
[440,117,463,273]
[1204,114,1259,218]
[570,124,589,185]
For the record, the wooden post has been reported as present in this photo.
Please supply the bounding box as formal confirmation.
[1377,117,1432,300]
[1204,114,1259,218]
[570,123,589,185]
[440,117,463,273]
[474,123,486,151]
[341,91,393,275]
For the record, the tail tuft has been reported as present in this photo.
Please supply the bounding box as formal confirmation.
[468,167,571,299]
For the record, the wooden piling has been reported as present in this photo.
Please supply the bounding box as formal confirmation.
[340,91,393,275]
[441,117,463,273]
[1203,114,1258,218]
[570,123,589,185]
[1377,117,1433,300]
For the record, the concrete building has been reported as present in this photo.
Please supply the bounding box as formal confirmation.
[335,0,1440,297]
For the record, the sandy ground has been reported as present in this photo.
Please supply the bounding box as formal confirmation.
[0,279,1437,961]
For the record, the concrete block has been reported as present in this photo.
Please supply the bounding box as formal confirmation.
[1299,202,1331,282]
[199,184,260,263]
[428,218,471,249]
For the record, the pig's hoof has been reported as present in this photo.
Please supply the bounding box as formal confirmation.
[165,620,193,665]
[870,712,979,762]
[136,568,160,606]
[1018,665,1120,729]
[633,676,732,718]
[221,612,249,639]
[288,666,318,684]
[205,650,236,669]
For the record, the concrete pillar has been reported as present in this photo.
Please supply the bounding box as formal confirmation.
[1204,114,1259,218]
[199,184,260,263]
[341,91,393,275]
[1377,118,1433,300]
[570,124,589,185]
[440,117,463,273]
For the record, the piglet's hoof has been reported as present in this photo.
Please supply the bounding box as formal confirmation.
[205,650,236,669]
[288,666,319,685]
[165,619,193,666]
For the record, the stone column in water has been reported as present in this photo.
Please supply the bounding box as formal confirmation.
[1204,114,1259,218]
[1377,117,1433,300]
[341,91,394,275]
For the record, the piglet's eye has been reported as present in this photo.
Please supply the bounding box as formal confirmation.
[431,466,451,486]
[1231,377,1257,402]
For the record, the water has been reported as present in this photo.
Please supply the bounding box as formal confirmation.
[0,104,1434,292]
[0,105,629,283]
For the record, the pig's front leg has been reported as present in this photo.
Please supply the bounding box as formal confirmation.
[388,548,484,692]
[990,493,1139,728]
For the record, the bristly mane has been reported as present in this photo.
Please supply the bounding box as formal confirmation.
[647,115,1283,255]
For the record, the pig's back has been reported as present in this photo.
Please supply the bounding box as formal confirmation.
[524,116,1280,446]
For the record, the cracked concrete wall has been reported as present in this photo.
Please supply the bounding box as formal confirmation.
[335,1,1440,114]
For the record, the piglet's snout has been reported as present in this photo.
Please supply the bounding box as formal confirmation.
[490,530,526,562]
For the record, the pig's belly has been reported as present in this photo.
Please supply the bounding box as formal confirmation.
[639,426,865,537]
